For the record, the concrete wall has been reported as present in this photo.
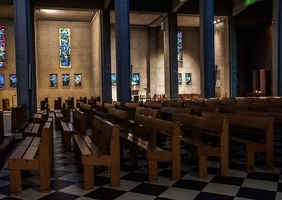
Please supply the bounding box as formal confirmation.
[178,28,201,95]
[111,26,149,101]
[91,12,102,100]
[1,16,229,110]
[0,20,17,110]
[35,21,92,109]
[214,18,230,97]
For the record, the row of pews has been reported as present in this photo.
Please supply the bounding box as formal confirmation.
[4,96,282,195]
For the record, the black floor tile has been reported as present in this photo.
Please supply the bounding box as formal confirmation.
[211,175,245,186]
[277,182,282,192]
[84,187,126,200]
[121,172,148,182]
[246,172,280,182]
[51,179,75,190]
[130,183,169,196]
[172,179,208,191]
[236,187,277,200]
[38,191,80,200]
[194,192,234,200]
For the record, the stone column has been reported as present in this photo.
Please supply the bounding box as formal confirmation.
[101,9,112,103]
[115,0,131,105]
[272,0,282,95]
[230,16,238,97]
[164,13,178,98]
[200,0,215,98]
[13,0,36,117]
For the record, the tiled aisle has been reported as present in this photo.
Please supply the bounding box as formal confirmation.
[0,112,282,199]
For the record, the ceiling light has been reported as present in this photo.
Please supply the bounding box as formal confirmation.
[40,9,58,14]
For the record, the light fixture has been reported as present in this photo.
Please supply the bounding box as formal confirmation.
[160,22,164,32]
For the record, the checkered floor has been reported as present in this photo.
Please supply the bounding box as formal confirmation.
[1,113,282,199]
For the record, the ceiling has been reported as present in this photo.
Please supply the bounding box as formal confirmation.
[34,8,202,28]
[0,1,272,28]
[0,4,205,28]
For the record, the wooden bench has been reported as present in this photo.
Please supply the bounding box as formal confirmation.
[160,106,192,120]
[23,123,41,138]
[60,110,86,152]
[235,110,282,138]
[76,96,87,107]
[73,116,120,189]
[172,113,229,178]
[93,101,104,118]
[143,100,162,109]
[124,101,142,121]
[113,101,121,109]
[87,96,100,107]
[135,106,160,117]
[40,98,48,110]
[103,103,114,115]
[106,108,130,133]
[106,108,130,153]
[162,100,184,107]
[8,118,53,194]
[79,103,94,129]
[54,103,70,129]
[11,104,30,133]
[183,105,218,116]
[54,97,62,110]
[32,110,48,127]
[120,114,181,183]
[65,97,74,109]
[201,111,274,173]
[0,111,15,156]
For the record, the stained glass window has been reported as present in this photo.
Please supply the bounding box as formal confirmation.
[0,26,6,68]
[59,28,71,68]
[177,32,183,68]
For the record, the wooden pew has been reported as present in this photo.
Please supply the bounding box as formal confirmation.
[106,108,130,154]
[103,103,114,115]
[93,101,104,118]
[76,96,87,107]
[54,103,70,129]
[60,110,86,151]
[65,97,74,109]
[54,97,62,110]
[120,114,181,183]
[160,106,192,120]
[183,105,218,116]
[79,103,94,129]
[0,111,15,156]
[73,116,120,189]
[11,104,29,133]
[113,101,121,109]
[40,98,48,110]
[87,96,100,107]
[106,108,130,134]
[136,106,160,118]
[32,110,49,131]
[8,118,53,194]
[124,101,142,121]
[201,112,274,173]
[162,100,184,107]
[143,100,162,109]
[23,123,41,138]
[172,113,229,178]
[235,110,282,139]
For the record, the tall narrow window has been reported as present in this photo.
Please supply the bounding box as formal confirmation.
[59,28,71,68]
[177,32,183,68]
[0,26,6,68]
